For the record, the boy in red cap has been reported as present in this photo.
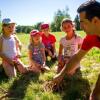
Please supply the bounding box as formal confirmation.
[40,23,57,61]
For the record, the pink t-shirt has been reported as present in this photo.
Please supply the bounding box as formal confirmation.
[2,35,17,59]
[60,35,83,57]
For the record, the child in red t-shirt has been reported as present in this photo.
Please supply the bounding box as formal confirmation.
[40,23,57,61]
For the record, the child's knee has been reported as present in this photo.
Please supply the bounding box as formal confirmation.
[5,68,17,78]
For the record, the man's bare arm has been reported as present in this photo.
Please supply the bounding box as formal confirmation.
[59,49,88,77]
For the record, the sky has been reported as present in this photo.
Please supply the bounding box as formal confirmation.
[0,0,100,25]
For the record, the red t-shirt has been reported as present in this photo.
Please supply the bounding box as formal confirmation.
[42,33,56,47]
[81,35,100,51]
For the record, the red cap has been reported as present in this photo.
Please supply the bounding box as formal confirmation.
[30,30,41,36]
[40,23,49,29]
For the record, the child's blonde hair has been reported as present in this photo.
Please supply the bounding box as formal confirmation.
[29,29,41,45]
[1,24,8,34]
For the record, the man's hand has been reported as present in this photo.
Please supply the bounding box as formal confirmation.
[7,58,15,66]
[52,73,64,86]
[89,93,94,100]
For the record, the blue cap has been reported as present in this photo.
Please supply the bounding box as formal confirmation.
[2,18,15,24]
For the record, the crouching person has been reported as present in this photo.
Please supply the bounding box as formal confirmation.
[28,30,50,73]
[0,18,27,78]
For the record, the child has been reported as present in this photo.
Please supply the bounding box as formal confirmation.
[40,23,57,61]
[13,34,22,58]
[11,23,22,58]
[57,18,83,74]
[0,18,27,78]
[28,29,50,73]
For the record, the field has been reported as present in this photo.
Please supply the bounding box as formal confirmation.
[0,31,100,100]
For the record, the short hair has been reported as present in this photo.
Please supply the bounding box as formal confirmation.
[77,0,100,21]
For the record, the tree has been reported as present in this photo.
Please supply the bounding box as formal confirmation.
[74,15,81,30]
[16,25,23,33]
[16,25,34,33]
[51,22,57,32]
[33,22,43,31]
[0,10,2,33]
[0,23,1,34]
[51,6,71,32]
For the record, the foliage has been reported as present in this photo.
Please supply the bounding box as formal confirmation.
[0,23,1,34]
[33,22,43,31]
[16,25,34,33]
[16,22,43,34]
[74,15,81,30]
[51,6,71,32]
[0,10,1,34]
[15,6,71,33]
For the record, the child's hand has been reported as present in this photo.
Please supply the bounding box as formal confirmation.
[12,57,19,65]
[16,54,21,58]
[52,73,64,86]
[12,59,18,64]
[48,50,52,57]
[8,59,15,66]
[53,52,57,57]
[58,60,63,66]
[42,62,46,67]
[35,63,41,67]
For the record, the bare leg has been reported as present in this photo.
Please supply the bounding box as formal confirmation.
[16,59,27,73]
[2,61,16,78]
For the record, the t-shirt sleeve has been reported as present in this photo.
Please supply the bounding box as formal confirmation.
[51,34,56,43]
[81,35,93,51]
[77,36,83,44]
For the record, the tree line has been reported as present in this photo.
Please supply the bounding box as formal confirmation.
[0,6,81,34]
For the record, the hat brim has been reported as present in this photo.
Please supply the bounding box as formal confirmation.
[30,32,42,36]
[2,21,16,25]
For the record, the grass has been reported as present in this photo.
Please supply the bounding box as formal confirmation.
[0,31,100,100]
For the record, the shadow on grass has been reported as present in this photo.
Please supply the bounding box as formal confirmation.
[0,65,8,83]
[6,72,40,100]
[54,69,91,100]
[46,60,57,68]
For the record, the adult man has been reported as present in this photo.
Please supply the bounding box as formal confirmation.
[52,1,100,100]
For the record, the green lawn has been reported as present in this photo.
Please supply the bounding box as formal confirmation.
[0,31,100,100]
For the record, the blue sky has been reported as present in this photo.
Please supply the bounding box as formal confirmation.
[0,0,100,25]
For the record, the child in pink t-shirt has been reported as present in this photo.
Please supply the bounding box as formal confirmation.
[57,18,83,74]
[40,23,57,61]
